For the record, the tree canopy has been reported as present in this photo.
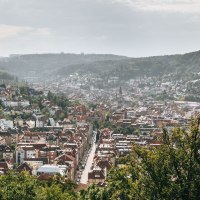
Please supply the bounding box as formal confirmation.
[0,171,77,200]
[82,117,200,200]
[1,118,200,200]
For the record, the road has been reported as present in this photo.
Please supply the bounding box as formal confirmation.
[80,132,97,184]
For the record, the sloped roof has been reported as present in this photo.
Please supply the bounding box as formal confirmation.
[88,167,105,180]
[96,160,112,171]
[17,162,32,172]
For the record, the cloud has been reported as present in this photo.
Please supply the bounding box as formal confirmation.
[112,0,200,13]
[0,0,199,57]
[94,35,107,40]
[0,24,24,39]
[32,28,51,36]
[0,24,50,40]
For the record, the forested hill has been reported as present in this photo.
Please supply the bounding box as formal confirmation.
[57,50,200,79]
[0,50,200,80]
[0,53,127,79]
[0,71,14,81]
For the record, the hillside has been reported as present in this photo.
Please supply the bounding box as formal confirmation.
[0,50,200,81]
[57,50,200,80]
[0,71,15,81]
[0,53,127,79]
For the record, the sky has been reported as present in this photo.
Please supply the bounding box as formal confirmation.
[0,0,200,57]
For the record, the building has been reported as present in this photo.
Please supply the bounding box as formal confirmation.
[0,119,13,130]
[88,166,106,184]
[36,164,67,177]
[15,146,36,164]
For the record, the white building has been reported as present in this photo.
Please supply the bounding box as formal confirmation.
[2,100,30,107]
[0,119,13,130]
[37,165,67,176]
[48,118,56,126]
[2,100,18,107]
[19,100,30,107]
[36,119,44,128]
[15,146,36,164]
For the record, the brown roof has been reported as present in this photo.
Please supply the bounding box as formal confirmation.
[0,162,9,170]
[55,153,75,165]
[22,146,36,151]
[96,160,112,171]
[3,146,13,153]
[16,162,32,174]
[88,169,105,180]
[32,143,47,150]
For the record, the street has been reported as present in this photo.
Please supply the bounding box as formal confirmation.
[80,132,97,184]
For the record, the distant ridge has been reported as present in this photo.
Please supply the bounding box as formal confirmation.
[0,70,14,81]
[0,50,199,80]
[57,50,200,79]
[0,53,127,79]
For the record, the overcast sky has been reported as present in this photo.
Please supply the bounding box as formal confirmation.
[0,0,200,57]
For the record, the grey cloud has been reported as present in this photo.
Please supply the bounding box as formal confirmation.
[0,0,199,56]
[113,0,200,13]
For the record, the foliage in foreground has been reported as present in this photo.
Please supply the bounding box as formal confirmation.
[82,118,200,200]
[0,171,77,200]
[1,118,200,200]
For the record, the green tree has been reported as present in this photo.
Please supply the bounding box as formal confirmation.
[0,171,37,200]
[92,120,100,130]
[0,171,77,200]
[99,120,113,129]
[36,183,76,200]
[95,130,100,143]
[41,107,50,118]
[81,117,200,200]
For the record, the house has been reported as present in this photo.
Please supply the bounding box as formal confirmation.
[0,144,7,159]
[26,120,36,128]
[0,162,10,174]
[0,132,12,145]
[24,157,48,167]
[47,150,58,164]
[15,145,37,164]
[16,162,32,174]
[96,160,112,171]
[35,119,44,128]
[23,132,40,142]
[88,166,106,184]
[46,133,58,145]
[18,100,30,107]
[54,153,76,180]
[48,118,56,126]
[2,100,18,107]
[3,146,13,162]
[36,145,59,164]
[0,119,13,130]
[14,117,24,127]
